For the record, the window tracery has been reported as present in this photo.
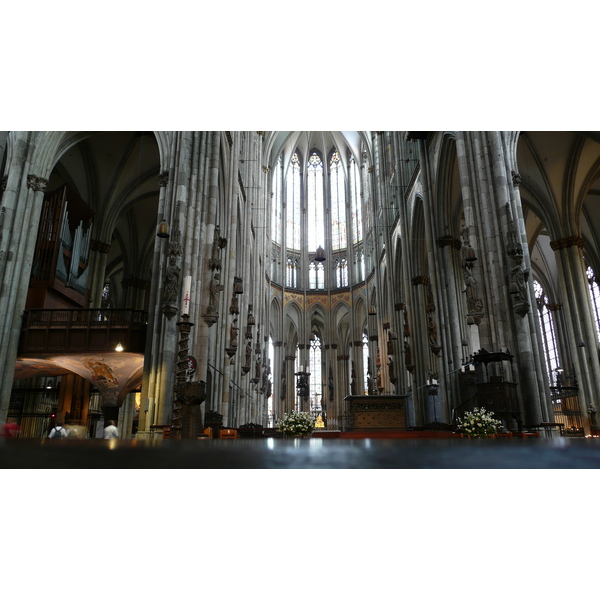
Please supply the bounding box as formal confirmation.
[534,280,559,383]
[587,265,600,342]
[286,153,301,251]
[330,150,347,251]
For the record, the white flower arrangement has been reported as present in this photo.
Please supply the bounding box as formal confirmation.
[276,411,316,437]
[456,407,502,438]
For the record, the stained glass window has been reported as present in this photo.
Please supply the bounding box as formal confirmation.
[309,260,324,289]
[334,257,348,287]
[307,152,324,252]
[587,266,600,342]
[272,157,282,244]
[268,337,274,426]
[309,337,322,414]
[534,280,559,383]
[286,153,301,251]
[357,249,365,281]
[286,256,299,288]
[294,347,301,411]
[362,332,370,394]
[350,156,363,245]
[330,150,347,251]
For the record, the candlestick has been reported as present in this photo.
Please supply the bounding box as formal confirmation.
[181,275,192,315]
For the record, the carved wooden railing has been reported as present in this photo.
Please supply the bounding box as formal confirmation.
[19,308,148,354]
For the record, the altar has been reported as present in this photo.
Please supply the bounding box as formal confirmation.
[343,395,409,431]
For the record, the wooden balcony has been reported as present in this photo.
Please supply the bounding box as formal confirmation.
[19,309,148,355]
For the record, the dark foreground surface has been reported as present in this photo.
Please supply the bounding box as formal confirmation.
[2,436,600,468]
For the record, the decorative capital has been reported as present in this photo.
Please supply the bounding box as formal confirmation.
[167,234,183,258]
[368,166,375,174]
[262,165,270,173]
[550,235,584,251]
[158,171,169,187]
[1,175,7,191]
[27,175,48,192]
[256,131,265,137]
[436,235,462,250]
[90,239,111,254]
[511,170,521,186]
[547,302,563,312]
[411,275,430,286]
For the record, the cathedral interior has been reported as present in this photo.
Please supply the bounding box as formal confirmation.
[2,130,600,448]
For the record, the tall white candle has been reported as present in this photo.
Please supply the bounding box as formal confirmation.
[182,275,192,314]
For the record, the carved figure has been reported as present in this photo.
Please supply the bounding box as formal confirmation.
[388,357,396,384]
[230,317,239,346]
[297,373,310,397]
[428,315,437,345]
[404,340,413,367]
[255,356,262,380]
[245,341,252,367]
[463,266,484,313]
[162,256,180,306]
[208,272,223,313]
[350,360,357,395]
[510,254,530,304]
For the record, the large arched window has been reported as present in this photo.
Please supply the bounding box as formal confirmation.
[350,155,363,245]
[587,265,600,342]
[307,151,325,252]
[334,256,348,287]
[534,280,559,383]
[362,332,370,394]
[330,150,347,251]
[276,140,367,292]
[286,153,301,251]
[309,336,322,414]
[271,157,282,244]
[309,260,324,290]
[286,256,299,288]
[268,337,275,426]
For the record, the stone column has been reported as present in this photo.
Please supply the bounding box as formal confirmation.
[88,240,112,307]
[550,235,600,433]
[0,165,49,424]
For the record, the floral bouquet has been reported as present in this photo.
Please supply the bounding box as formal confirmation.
[276,411,316,438]
[456,407,502,438]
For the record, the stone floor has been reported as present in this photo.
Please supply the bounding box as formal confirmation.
[2,436,600,468]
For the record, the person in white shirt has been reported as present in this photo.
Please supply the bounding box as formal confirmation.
[103,420,119,439]
[48,422,68,439]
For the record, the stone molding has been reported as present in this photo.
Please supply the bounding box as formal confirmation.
[436,235,462,250]
[411,275,430,286]
[550,235,584,251]
[27,175,48,192]
[90,240,111,253]
[158,171,169,187]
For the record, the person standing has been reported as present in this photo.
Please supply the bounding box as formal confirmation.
[48,422,67,439]
[103,420,119,439]
[1,422,20,438]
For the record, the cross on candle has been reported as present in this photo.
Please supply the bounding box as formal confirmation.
[181,275,192,315]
